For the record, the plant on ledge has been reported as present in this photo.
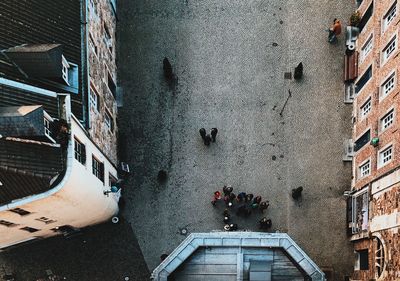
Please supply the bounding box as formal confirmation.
[350,11,361,26]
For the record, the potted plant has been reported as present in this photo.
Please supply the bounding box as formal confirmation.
[350,11,361,26]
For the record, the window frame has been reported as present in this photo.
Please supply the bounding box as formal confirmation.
[74,137,86,165]
[380,71,396,99]
[9,208,31,216]
[90,84,100,112]
[359,158,371,178]
[20,226,39,233]
[89,32,98,57]
[381,34,397,64]
[92,155,104,183]
[359,97,372,119]
[0,220,18,227]
[361,34,374,62]
[380,108,395,132]
[383,1,397,32]
[104,108,114,132]
[378,144,393,168]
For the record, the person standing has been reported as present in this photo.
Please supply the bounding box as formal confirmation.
[204,134,212,146]
[211,128,218,142]
[211,191,222,206]
[259,201,269,213]
[199,128,206,140]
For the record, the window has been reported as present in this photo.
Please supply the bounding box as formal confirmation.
[359,2,373,33]
[44,117,51,136]
[104,23,113,54]
[354,130,370,152]
[20,226,39,233]
[109,174,117,188]
[350,188,369,234]
[360,98,371,118]
[382,36,397,62]
[379,145,393,166]
[105,109,114,132]
[107,72,117,97]
[90,86,100,112]
[383,1,397,31]
[74,137,86,165]
[0,220,17,227]
[89,0,98,17]
[61,56,69,85]
[110,0,117,14]
[35,217,56,224]
[89,33,98,56]
[381,109,394,130]
[356,249,369,270]
[359,160,371,178]
[374,237,385,278]
[361,35,373,62]
[92,156,104,182]
[381,72,396,97]
[9,208,31,216]
[355,65,372,94]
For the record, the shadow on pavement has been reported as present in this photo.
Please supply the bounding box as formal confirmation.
[0,218,149,281]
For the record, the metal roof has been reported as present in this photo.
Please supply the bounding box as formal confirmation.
[151,232,326,281]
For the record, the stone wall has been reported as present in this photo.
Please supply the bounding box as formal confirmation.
[87,0,118,165]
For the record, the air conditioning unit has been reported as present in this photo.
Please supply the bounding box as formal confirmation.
[120,162,130,173]
[346,26,360,51]
[344,83,355,103]
[343,139,354,161]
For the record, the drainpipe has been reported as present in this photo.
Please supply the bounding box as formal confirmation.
[80,0,90,129]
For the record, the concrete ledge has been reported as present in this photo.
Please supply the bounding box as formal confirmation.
[150,232,325,281]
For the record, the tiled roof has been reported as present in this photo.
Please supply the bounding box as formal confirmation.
[0,0,84,120]
[0,137,64,205]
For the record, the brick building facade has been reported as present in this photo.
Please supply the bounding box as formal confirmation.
[349,0,400,280]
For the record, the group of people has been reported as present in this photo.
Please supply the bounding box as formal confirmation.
[211,185,272,231]
[199,128,218,146]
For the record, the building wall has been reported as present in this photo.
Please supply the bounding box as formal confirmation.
[87,0,118,165]
[0,116,119,249]
[352,0,400,192]
[351,0,400,280]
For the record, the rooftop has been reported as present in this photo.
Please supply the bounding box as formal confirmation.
[151,232,325,281]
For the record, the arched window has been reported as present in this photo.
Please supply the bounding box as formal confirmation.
[374,236,385,279]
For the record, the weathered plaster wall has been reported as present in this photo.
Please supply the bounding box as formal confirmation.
[87,0,118,164]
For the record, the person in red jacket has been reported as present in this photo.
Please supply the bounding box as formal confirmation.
[328,18,342,43]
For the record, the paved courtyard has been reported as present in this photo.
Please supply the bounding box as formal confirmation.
[118,0,356,279]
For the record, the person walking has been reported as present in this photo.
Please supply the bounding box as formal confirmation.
[292,186,303,200]
[204,134,212,146]
[328,18,342,43]
[199,128,206,140]
[211,128,218,142]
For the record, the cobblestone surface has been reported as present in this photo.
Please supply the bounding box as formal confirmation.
[118,0,356,279]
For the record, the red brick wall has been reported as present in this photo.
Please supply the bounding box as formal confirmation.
[353,0,400,192]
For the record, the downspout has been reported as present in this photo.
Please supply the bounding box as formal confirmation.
[81,0,90,129]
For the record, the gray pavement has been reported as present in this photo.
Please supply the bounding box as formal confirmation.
[118,0,355,279]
